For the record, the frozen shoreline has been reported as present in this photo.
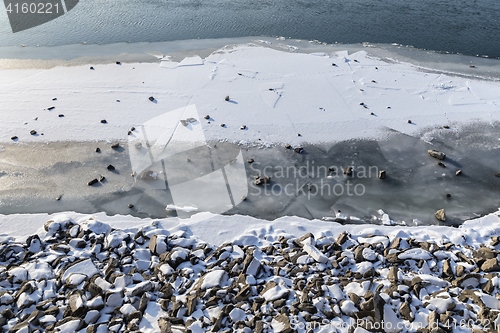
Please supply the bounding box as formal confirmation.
[0,41,500,224]
[1,41,500,145]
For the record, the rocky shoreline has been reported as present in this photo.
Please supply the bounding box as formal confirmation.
[1,215,500,332]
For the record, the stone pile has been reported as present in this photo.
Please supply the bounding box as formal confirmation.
[1,217,500,333]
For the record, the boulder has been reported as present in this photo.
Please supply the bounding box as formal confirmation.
[294,147,304,154]
[435,209,446,222]
[68,291,86,317]
[481,258,499,272]
[254,175,271,186]
[428,149,446,160]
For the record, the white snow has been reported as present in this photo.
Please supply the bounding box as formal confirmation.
[86,296,104,309]
[341,300,358,315]
[61,258,99,281]
[1,208,500,252]
[344,281,369,297]
[54,319,81,333]
[26,262,54,280]
[427,296,454,314]
[120,303,137,316]
[84,310,100,325]
[398,248,433,260]
[302,243,329,264]
[200,270,228,289]
[229,307,246,322]
[481,293,500,310]
[94,277,113,292]
[65,273,87,286]
[362,247,377,261]
[1,44,499,147]
[246,258,261,276]
[8,266,27,283]
[139,301,167,332]
[262,284,289,302]
[383,304,403,333]
[39,315,57,325]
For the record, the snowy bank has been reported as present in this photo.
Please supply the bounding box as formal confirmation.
[1,43,500,146]
[0,210,500,332]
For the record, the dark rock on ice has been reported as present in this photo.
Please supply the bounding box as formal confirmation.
[343,166,353,176]
[428,149,446,160]
[254,175,271,185]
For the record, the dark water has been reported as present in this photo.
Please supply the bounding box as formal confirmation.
[1,0,500,58]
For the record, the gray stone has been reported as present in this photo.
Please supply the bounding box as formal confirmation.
[481,258,499,272]
[428,149,446,160]
[388,266,398,283]
[443,259,454,278]
[337,232,349,245]
[68,291,86,318]
[399,302,413,321]
[435,209,446,222]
